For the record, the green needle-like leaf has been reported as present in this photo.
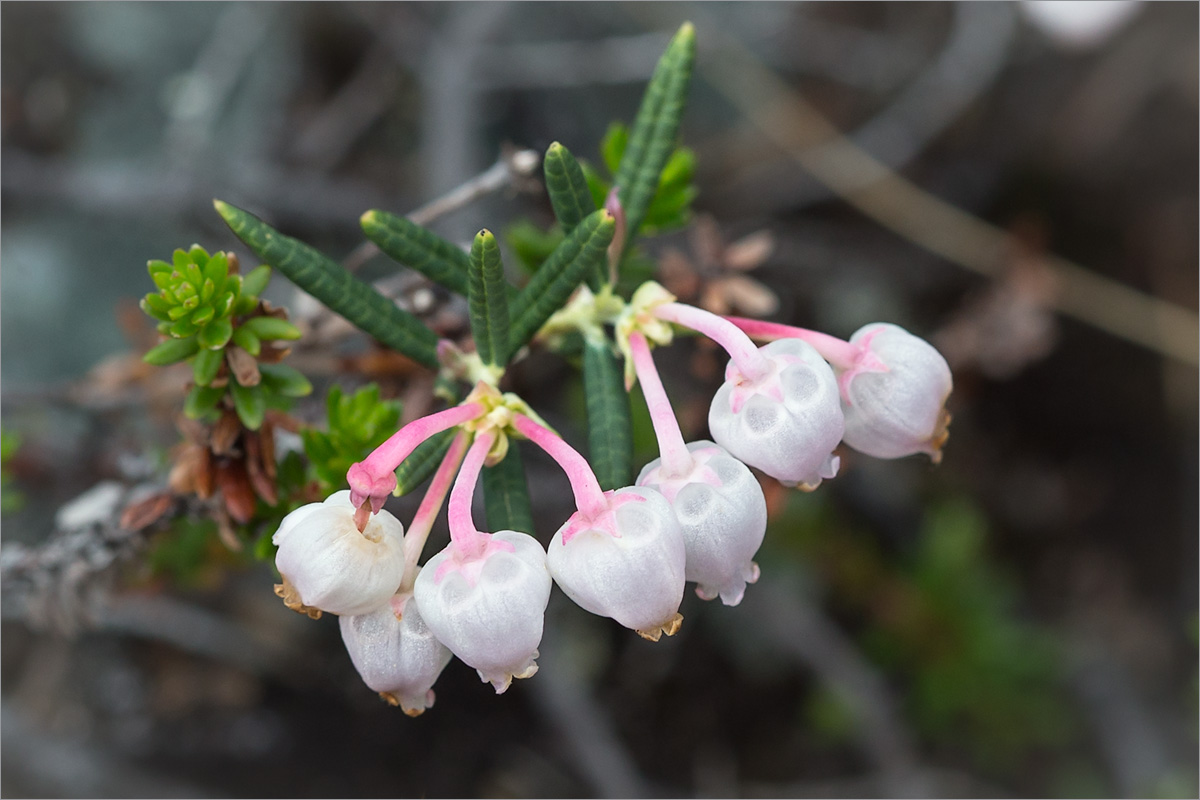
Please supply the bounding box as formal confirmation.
[184,384,225,418]
[215,200,439,369]
[583,336,633,491]
[144,336,200,366]
[508,209,615,353]
[612,22,695,249]
[544,142,596,236]
[361,210,471,297]
[467,229,511,367]
[393,428,457,496]
[483,445,534,535]
[231,326,262,356]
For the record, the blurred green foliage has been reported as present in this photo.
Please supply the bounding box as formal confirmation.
[1,429,24,514]
[765,491,1078,776]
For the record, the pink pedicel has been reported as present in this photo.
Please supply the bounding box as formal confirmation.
[724,316,890,404]
[654,303,771,382]
[511,412,609,521]
[413,429,552,693]
[399,431,471,592]
[347,402,485,519]
[727,317,953,461]
[433,431,515,586]
[628,330,767,606]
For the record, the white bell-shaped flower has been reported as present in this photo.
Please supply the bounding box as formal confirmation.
[414,530,551,693]
[708,338,845,489]
[273,490,406,617]
[547,486,686,640]
[339,587,452,716]
[637,441,767,606]
[840,323,953,461]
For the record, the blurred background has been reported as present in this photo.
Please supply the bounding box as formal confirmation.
[2,2,1197,797]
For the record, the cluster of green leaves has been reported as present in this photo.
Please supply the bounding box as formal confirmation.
[1,429,23,514]
[212,23,696,531]
[140,245,310,430]
[142,246,268,353]
[302,385,403,493]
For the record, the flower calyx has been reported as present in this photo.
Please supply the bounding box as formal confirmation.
[615,281,677,389]
[437,339,505,390]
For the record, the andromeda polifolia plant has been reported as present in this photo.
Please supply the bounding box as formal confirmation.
[139,22,954,713]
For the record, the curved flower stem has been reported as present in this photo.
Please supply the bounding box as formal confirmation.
[362,402,484,478]
[398,431,471,592]
[605,187,626,287]
[724,316,863,370]
[447,430,495,557]
[347,401,484,515]
[628,332,693,478]
[511,413,609,521]
[654,303,771,381]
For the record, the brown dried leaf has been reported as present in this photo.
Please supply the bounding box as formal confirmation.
[716,275,780,317]
[215,458,257,525]
[689,214,724,269]
[258,419,277,480]
[658,248,701,300]
[120,492,176,531]
[226,347,261,387]
[216,508,244,552]
[226,252,240,275]
[256,343,292,365]
[168,444,214,498]
[723,230,774,271]
[211,412,243,457]
[243,432,278,506]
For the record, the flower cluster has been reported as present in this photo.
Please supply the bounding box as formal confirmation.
[268,290,951,713]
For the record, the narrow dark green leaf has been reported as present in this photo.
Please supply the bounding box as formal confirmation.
[231,380,265,430]
[192,347,224,385]
[583,337,633,491]
[612,22,696,249]
[601,122,628,176]
[215,200,439,369]
[467,229,511,367]
[544,142,596,236]
[482,444,534,535]
[393,428,457,496]
[508,209,616,353]
[361,209,471,296]
[144,336,199,366]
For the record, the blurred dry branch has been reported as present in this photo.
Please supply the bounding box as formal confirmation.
[680,6,1200,366]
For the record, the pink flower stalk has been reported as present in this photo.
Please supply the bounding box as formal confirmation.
[656,303,844,488]
[629,332,768,606]
[414,430,552,692]
[605,187,627,286]
[514,412,687,639]
[398,431,471,593]
[728,318,953,462]
[346,402,484,527]
[724,316,888,402]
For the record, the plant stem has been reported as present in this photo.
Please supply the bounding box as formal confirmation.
[359,402,483,478]
[628,332,693,478]
[654,303,770,380]
[725,316,863,370]
[447,430,495,555]
[511,413,609,520]
[399,431,470,591]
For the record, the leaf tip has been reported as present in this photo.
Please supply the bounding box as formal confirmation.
[677,21,695,39]
[360,209,378,227]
